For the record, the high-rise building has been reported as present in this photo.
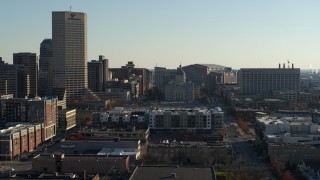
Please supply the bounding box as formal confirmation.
[88,60,103,92]
[39,39,53,96]
[237,65,300,95]
[0,58,24,97]
[99,55,110,86]
[52,11,88,100]
[88,55,110,92]
[154,67,175,94]
[13,53,38,97]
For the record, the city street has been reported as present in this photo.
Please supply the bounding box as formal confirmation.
[0,159,32,174]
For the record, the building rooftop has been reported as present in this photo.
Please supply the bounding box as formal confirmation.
[150,107,223,114]
[148,141,229,148]
[256,116,284,125]
[257,116,313,125]
[198,64,226,71]
[130,165,215,180]
[0,123,39,136]
[97,147,137,156]
[264,98,282,102]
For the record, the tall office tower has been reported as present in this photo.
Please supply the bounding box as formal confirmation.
[13,53,38,97]
[154,67,166,91]
[52,11,88,100]
[0,59,25,97]
[154,67,177,95]
[39,39,53,96]
[99,55,110,86]
[237,64,300,95]
[88,55,110,92]
[88,60,104,92]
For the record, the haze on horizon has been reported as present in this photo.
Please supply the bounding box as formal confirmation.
[1,0,320,70]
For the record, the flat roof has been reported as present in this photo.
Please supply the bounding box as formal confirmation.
[150,107,223,114]
[97,147,137,156]
[257,116,314,125]
[130,165,215,180]
[257,117,284,125]
[0,123,39,136]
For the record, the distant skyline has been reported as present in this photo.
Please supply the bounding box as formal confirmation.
[1,0,320,69]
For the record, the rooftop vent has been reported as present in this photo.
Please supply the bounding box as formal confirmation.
[171,173,176,178]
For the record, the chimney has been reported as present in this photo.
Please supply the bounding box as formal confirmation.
[292,63,294,69]
[279,63,281,69]
[283,63,285,69]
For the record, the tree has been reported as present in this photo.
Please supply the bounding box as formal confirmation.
[236,118,249,134]
[269,160,285,177]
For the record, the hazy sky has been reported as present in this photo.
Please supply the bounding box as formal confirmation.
[1,0,320,69]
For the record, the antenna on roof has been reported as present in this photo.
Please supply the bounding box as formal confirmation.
[70,5,72,12]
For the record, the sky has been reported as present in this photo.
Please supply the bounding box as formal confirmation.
[1,0,320,69]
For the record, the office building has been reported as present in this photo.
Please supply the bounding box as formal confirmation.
[0,59,25,97]
[39,39,53,96]
[182,64,227,88]
[88,60,103,92]
[154,67,176,95]
[99,55,110,87]
[110,61,147,97]
[146,69,154,90]
[237,65,300,95]
[57,109,76,133]
[13,52,38,97]
[52,11,88,100]
[256,115,320,145]
[88,55,110,92]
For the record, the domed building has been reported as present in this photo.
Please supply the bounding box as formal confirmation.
[175,65,186,85]
[165,64,195,101]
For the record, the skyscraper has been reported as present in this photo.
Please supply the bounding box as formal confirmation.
[88,55,110,92]
[39,39,53,96]
[13,53,38,97]
[52,11,88,100]
[88,60,104,92]
[0,58,25,97]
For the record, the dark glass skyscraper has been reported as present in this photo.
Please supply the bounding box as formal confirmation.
[88,55,110,92]
[39,39,53,96]
[13,52,38,98]
[0,58,25,97]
